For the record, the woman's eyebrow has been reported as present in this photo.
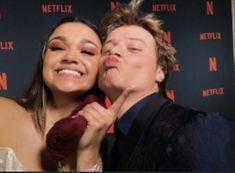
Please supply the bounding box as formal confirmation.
[48,36,66,44]
[80,39,99,48]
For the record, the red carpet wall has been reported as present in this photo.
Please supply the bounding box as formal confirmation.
[0,0,234,120]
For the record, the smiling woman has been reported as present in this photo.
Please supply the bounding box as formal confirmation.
[0,17,106,171]
[43,22,101,97]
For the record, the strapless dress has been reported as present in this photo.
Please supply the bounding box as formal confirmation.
[0,147,24,171]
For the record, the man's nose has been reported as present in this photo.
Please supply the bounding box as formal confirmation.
[106,46,121,57]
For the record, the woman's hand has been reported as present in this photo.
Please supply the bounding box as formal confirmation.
[75,88,132,170]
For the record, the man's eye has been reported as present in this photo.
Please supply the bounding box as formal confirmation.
[128,47,141,52]
[101,46,108,52]
[101,48,110,55]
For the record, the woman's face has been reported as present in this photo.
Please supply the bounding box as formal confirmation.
[43,22,101,97]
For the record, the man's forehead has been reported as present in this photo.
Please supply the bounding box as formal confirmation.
[108,25,155,42]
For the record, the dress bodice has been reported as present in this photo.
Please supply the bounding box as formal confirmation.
[0,147,24,171]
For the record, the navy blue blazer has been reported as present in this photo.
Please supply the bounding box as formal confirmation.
[102,93,234,171]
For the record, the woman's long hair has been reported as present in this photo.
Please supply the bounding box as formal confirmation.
[16,17,103,135]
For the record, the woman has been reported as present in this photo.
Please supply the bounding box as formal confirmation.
[0,17,105,171]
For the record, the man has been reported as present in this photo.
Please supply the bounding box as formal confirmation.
[98,0,234,171]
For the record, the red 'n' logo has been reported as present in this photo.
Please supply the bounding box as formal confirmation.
[0,73,8,90]
[111,1,120,10]
[206,1,214,15]
[166,90,175,101]
[164,32,171,44]
[209,57,217,72]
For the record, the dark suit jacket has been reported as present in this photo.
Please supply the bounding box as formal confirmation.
[102,93,234,171]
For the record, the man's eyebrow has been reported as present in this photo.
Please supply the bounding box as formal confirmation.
[103,39,112,45]
[104,37,147,45]
[128,37,147,45]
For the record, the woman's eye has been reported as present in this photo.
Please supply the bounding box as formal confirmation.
[81,50,95,56]
[49,46,64,51]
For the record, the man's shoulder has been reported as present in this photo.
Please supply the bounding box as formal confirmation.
[158,101,202,122]
[148,101,207,139]
[156,101,233,140]
[161,101,232,128]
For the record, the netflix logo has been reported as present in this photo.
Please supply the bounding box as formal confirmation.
[164,31,172,44]
[202,87,224,97]
[110,1,121,10]
[206,1,214,15]
[0,73,8,90]
[209,56,217,72]
[200,32,221,40]
[0,41,14,50]
[166,90,175,101]
[42,4,72,14]
[173,63,180,72]
[152,3,176,12]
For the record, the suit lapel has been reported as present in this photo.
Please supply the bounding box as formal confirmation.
[115,93,169,169]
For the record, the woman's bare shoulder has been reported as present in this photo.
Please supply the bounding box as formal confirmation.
[0,96,27,122]
[0,97,35,148]
[0,96,21,110]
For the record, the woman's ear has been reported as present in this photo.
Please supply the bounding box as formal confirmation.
[155,66,165,83]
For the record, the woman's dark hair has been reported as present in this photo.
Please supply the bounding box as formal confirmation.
[16,17,103,135]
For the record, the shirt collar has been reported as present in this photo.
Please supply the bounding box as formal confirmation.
[115,93,155,137]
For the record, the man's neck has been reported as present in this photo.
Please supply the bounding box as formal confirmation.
[113,89,158,120]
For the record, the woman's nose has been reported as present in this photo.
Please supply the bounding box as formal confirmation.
[61,49,79,64]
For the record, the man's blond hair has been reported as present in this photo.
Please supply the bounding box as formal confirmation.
[100,0,176,92]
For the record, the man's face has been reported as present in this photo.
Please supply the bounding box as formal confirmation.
[98,25,164,99]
